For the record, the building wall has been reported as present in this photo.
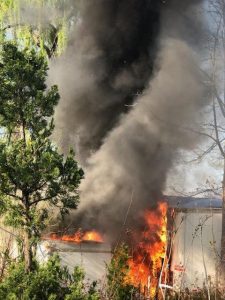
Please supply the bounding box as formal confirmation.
[171,209,222,290]
[37,240,112,282]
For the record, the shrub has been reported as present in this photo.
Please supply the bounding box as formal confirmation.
[106,244,137,300]
[0,254,100,300]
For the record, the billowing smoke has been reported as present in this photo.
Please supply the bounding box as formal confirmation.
[49,0,208,237]
[50,0,162,160]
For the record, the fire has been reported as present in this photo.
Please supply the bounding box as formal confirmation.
[126,201,168,298]
[48,229,104,243]
[83,231,103,243]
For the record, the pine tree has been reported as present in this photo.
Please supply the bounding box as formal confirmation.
[0,43,84,271]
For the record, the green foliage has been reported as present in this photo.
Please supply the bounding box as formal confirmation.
[0,43,83,269]
[0,254,100,300]
[106,244,136,300]
[0,0,71,56]
[65,268,100,300]
[0,43,59,131]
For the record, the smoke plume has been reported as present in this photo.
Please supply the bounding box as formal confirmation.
[50,0,162,160]
[49,0,208,237]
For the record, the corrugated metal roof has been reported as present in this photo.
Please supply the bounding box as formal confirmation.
[165,196,222,210]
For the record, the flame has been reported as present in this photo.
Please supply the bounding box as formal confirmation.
[48,229,104,243]
[83,231,103,243]
[126,201,168,298]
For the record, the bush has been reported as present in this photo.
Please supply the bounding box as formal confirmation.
[0,254,100,300]
[106,244,137,300]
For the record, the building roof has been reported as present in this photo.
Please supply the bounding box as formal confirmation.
[165,196,222,210]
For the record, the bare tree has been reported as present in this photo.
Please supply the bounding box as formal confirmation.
[204,0,225,282]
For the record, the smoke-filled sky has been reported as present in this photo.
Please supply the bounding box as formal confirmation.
[48,0,210,235]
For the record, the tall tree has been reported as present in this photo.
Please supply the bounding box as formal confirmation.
[0,43,84,271]
[202,0,225,280]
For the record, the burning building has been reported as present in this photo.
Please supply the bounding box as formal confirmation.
[168,196,222,291]
[0,195,222,298]
[48,2,210,281]
[38,196,222,298]
[121,196,222,295]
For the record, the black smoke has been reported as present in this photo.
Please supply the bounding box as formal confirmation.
[50,0,164,160]
[49,0,208,240]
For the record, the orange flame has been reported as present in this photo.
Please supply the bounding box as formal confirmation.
[126,201,168,297]
[83,231,104,243]
[49,229,104,243]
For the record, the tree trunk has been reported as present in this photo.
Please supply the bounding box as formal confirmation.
[23,229,33,272]
[221,158,225,282]
[22,192,34,272]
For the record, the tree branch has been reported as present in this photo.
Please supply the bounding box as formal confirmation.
[2,191,22,201]
[213,99,225,156]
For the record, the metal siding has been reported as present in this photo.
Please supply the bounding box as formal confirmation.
[37,240,112,282]
[171,210,221,290]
